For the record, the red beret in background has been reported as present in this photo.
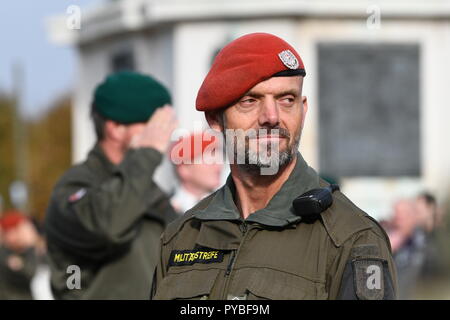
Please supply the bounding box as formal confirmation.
[196,32,306,112]
[0,210,27,232]
[169,132,220,164]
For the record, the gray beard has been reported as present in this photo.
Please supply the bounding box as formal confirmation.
[224,130,301,176]
[240,145,294,175]
[220,112,302,175]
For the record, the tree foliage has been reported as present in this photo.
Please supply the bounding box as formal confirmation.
[0,96,15,211]
[26,96,72,221]
[0,94,72,221]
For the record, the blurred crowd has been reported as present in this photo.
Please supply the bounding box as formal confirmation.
[381,192,450,299]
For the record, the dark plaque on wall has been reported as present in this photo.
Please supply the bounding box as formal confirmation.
[318,43,421,177]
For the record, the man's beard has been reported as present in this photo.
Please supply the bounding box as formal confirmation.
[224,126,301,175]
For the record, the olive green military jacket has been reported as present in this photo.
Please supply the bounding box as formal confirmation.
[152,154,397,300]
[45,144,177,299]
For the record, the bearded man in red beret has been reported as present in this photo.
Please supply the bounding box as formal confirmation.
[152,33,397,300]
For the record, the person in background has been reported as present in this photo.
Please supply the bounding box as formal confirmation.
[415,192,447,280]
[387,200,420,253]
[45,71,178,299]
[416,192,439,233]
[0,210,39,299]
[169,132,223,214]
[387,199,426,299]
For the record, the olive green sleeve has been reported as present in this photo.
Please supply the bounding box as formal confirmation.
[45,147,167,260]
[327,226,398,300]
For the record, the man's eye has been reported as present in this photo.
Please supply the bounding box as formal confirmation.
[280,97,295,104]
[240,98,256,105]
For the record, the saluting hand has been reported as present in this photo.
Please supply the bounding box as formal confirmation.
[129,105,178,154]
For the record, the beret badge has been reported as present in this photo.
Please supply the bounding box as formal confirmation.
[278,50,299,69]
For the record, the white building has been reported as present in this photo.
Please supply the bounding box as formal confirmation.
[48,0,450,220]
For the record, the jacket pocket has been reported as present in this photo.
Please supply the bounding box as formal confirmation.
[154,269,218,300]
[244,268,327,300]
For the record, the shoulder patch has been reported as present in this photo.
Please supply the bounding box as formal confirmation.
[353,258,385,300]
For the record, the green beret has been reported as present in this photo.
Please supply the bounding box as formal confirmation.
[93,71,171,124]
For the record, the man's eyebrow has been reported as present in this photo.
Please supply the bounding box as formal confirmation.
[241,91,264,99]
[274,90,299,99]
[241,89,299,99]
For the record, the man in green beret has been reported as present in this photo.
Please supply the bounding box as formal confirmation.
[45,71,179,299]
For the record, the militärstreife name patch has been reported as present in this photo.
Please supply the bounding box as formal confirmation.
[169,248,224,267]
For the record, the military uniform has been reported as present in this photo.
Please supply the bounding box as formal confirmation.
[45,144,177,299]
[152,154,397,300]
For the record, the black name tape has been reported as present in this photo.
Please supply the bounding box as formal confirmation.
[169,248,225,267]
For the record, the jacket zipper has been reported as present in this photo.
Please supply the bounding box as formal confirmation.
[221,221,249,299]
[225,250,236,276]
[240,221,248,234]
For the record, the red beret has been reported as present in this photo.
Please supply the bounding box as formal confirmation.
[169,132,219,164]
[0,210,27,232]
[196,32,305,112]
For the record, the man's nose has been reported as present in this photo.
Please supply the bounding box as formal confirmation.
[258,98,280,127]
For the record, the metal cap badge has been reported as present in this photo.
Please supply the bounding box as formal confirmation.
[278,50,299,69]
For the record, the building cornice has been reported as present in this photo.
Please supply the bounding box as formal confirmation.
[47,0,450,46]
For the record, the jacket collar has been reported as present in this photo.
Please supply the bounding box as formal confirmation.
[193,152,321,227]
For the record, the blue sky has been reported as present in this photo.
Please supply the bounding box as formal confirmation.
[0,1,99,119]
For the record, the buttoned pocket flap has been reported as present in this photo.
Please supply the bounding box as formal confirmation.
[245,268,326,300]
[154,269,218,300]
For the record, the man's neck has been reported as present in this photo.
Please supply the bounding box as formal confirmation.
[99,140,125,165]
[231,156,297,219]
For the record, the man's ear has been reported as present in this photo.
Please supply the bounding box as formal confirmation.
[301,96,308,127]
[205,110,224,132]
[302,96,308,113]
